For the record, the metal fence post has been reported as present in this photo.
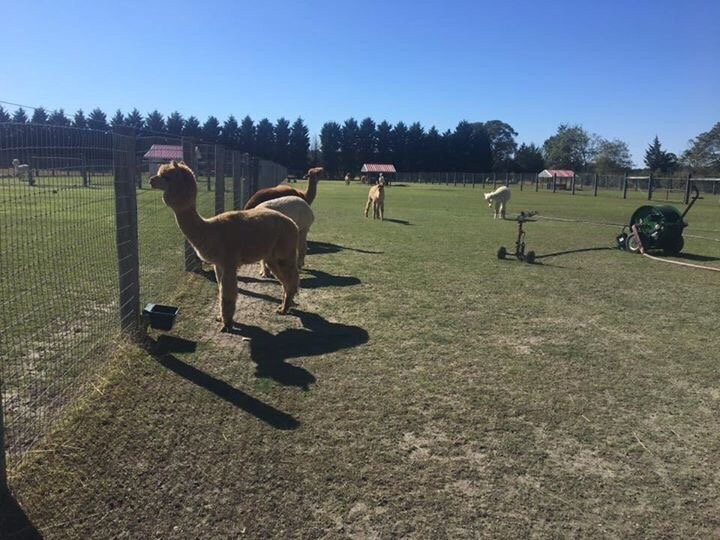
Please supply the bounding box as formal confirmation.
[647,173,653,201]
[250,157,259,197]
[535,173,539,192]
[232,151,242,210]
[182,140,202,272]
[622,172,628,199]
[683,175,692,204]
[214,145,225,215]
[593,173,598,197]
[505,172,509,187]
[81,152,89,187]
[493,172,497,189]
[571,174,576,195]
[0,387,7,498]
[113,127,140,333]
[552,173,557,193]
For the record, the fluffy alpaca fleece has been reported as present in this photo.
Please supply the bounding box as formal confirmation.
[244,167,323,209]
[256,195,314,277]
[150,161,299,328]
[484,185,511,219]
[364,181,385,220]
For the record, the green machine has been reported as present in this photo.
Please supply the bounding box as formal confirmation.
[617,184,700,255]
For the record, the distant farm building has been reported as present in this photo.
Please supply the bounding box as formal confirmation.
[361,163,396,184]
[143,144,183,175]
[538,169,575,190]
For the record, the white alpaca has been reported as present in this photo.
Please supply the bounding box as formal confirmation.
[12,159,33,184]
[256,195,314,277]
[484,186,511,219]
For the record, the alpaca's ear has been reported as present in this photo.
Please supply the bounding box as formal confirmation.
[179,160,186,166]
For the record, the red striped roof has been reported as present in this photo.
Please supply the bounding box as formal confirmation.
[538,169,575,177]
[143,144,183,160]
[361,163,396,173]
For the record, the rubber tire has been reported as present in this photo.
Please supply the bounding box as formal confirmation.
[497,246,507,259]
[662,236,684,256]
[627,234,642,253]
[525,251,536,264]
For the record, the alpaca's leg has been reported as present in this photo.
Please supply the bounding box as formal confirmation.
[213,265,224,322]
[379,200,384,221]
[364,197,372,217]
[494,201,500,219]
[500,200,506,219]
[215,265,238,328]
[266,257,299,313]
[297,228,308,269]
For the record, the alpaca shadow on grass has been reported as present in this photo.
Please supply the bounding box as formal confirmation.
[147,335,300,430]
[307,241,383,255]
[301,269,360,289]
[0,491,41,540]
[198,269,283,304]
[535,246,615,259]
[226,310,369,391]
[382,218,411,225]
[237,269,361,290]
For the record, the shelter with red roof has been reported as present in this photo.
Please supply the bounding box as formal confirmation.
[143,144,183,175]
[360,163,396,184]
[537,169,575,190]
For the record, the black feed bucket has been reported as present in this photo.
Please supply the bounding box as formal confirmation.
[143,303,179,330]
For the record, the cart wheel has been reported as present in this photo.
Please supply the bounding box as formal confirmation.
[662,236,684,256]
[497,246,507,259]
[525,251,536,264]
[627,234,642,253]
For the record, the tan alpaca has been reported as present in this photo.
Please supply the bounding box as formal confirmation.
[364,181,385,220]
[150,161,299,329]
[244,167,323,209]
[256,195,314,277]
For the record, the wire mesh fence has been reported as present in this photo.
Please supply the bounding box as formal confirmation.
[0,124,122,461]
[395,171,719,203]
[0,122,287,491]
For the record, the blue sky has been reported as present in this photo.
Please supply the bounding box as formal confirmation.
[3,0,719,166]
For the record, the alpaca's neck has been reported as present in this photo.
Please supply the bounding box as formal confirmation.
[172,205,207,247]
[13,164,19,174]
[304,179,318,204]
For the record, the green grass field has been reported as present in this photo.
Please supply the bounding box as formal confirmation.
[0,174,220,453]
[5,180,720,537]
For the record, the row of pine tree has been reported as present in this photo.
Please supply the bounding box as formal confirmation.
[2,105,715,176]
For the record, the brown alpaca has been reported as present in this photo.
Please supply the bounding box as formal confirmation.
[244,166,323,209]
[150,161,299,329]
[364,181,385,220]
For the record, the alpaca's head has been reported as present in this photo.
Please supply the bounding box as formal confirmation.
[484,192,494,206]
[150,161,198,211]
[307,167,323,183]
[12,159,20,167]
